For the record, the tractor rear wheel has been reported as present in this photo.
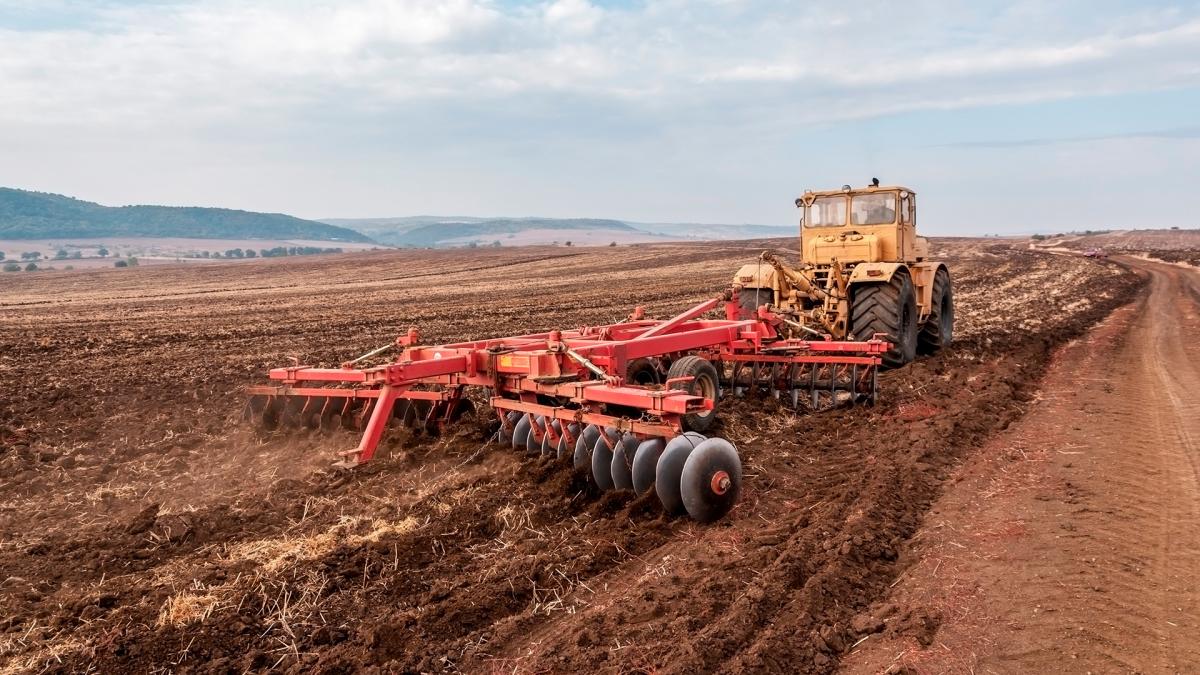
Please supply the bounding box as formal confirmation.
[918,267,953,354]
[738,288,774,320]
[851,269,918,368]
[666,356,720,432]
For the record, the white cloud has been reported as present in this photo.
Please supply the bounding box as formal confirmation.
[1,0,1197,128]
[0,0,1197,229]
[543,0,603,35]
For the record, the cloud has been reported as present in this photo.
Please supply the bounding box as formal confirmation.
[1,0,1197,131]
[934,126,1200,149]
[0,0,1198,229]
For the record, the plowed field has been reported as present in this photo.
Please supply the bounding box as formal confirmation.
[0,240,1140,674]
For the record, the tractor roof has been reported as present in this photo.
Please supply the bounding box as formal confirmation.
[800,184,915,200]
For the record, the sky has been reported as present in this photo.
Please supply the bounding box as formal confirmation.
[0,0,1198,234]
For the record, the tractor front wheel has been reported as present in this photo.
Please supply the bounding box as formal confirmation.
[851,269,918,368]
[738,288,774,320]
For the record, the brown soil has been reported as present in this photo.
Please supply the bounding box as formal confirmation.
[1032,228,1200,266]
[0,240,1141,674]
[842,254,1200,674]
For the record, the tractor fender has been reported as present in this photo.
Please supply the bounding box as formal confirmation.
[732,262,777,290]
[908,262,948,318]
[847,262,906,286]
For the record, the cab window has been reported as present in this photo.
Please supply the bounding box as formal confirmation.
[851,193,897,225]
[807,196,847,227]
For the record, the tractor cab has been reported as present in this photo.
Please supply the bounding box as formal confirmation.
[797,183,927,266]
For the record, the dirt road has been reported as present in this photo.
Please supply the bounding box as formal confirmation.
[845,256,1200,673]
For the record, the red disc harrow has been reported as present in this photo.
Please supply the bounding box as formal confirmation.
[246,293,886,522]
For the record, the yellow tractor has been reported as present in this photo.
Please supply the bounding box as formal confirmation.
[732,180,952,368]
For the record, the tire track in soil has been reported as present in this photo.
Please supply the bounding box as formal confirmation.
[842,256,1200,674]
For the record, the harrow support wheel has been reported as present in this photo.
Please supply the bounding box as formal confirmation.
[610,433,639,491]
[655,432,707,516]
[851,268,918,368]
[918,267,953,354]
[573,424,601,472]
[626,358,663,386]
[666,356,720,433]
[680,438,742,523]
[631,437,666,496]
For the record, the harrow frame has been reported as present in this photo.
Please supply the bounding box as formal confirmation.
[246,294,887,467]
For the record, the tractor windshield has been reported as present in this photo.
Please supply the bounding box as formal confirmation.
[807,196,847,227]
[851,193,897,225]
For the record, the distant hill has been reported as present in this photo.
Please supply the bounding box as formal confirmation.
[630,222,796,240]
[324,216,642,247]
[324,215,792,247]
[0,188,371,242]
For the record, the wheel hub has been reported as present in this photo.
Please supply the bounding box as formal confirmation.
[710,470,731,495]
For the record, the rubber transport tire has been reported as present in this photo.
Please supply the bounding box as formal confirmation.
[666,356,720,433]
[626,358,662,386]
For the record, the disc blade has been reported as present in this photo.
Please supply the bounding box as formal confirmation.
[655,433,707,516]
[680,438,742,523]
[573,424,601,471]
[591,428,620,490]
[511,415,532,451]
[610,433,639,491]
[631,437,666,496]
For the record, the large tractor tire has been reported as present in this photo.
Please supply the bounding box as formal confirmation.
[918,267,953,354]
[666,356,720,433]
[851,269,918,368]
[738,288,774,320]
